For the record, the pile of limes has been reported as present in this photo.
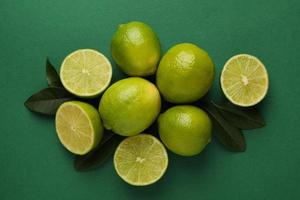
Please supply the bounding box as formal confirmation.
[55,21,269,186]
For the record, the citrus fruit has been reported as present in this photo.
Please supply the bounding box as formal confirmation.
[156,43,215,103]
[99,77,161,136]
[111,21,161,76]
[114,134,168,186]
[55,101,103,155]
[60,49,112,98]
[158,105,212,156]
[221,54,269,107]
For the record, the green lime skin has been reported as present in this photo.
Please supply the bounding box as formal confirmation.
[156,43,215,103]
[99,77,161,136]
[158,105,212,156]
[111,21,161,76]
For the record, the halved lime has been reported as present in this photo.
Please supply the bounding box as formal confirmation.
[221,54,269,107]
[60,49,112,98]
[114,134,168,186]
[55,101,103,155]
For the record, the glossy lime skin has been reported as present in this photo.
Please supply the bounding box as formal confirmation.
[111,21,161,76]
[156,43,215,103]
[158,105,212,156]
[99,77,161,136]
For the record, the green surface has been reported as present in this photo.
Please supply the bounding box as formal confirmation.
[1,0,299,199]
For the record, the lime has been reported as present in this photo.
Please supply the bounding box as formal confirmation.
[114,134,168,186]
[111,21,161,76]
[60,49,112,98]
[221,54,269,107]
[55,101,103,155]
[99,77,161,136]
[158,105,212,156]
[156,43,215,103]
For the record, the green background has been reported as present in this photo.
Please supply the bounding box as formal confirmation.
[1,0,299,199]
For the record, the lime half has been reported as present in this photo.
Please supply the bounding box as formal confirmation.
[114,134,168,186]
[221,54,269,107]
[60,49,112,98]
[55,101,103,155]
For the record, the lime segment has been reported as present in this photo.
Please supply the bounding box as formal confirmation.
[60,49,112,98]
[221,54,269,107]
[114,134,168,186]
[55,101,103,155]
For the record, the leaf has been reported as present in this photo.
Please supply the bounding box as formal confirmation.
[212,101,265,130]
[24,87,75,115]
[46,58,63,87]
[203,101,246,152]
[74,132,123,172]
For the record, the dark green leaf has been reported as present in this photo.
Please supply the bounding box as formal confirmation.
[203,101,246,152]
[74,132,123,172]
[24,87,75,115]
[46,58,63,87]
[212,102,265,130]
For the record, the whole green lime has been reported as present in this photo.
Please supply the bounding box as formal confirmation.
[99,77,161,136]
[158,105,212,156]
[111,21,161,76]
[156,43,215,103]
